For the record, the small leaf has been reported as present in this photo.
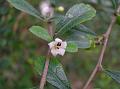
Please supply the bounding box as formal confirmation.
[7,0,43,20]
[56,3,96,35]
[67,30,91,48]
[34,57,71,89]
[105,69,120,84]
[29,26,52,42]
[66,42,78,52]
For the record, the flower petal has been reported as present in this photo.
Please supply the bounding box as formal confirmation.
[51,49,58,56]
[55,38,62,42]
[58,48,65,56]
[61,41,67,49]
[48,41,55,49]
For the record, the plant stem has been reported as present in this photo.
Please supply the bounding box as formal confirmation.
[83,5,120,89]
[39,21,53,89]
[39,49,51,89]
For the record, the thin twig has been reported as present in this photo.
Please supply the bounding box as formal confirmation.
[39,20,53,89]
[39,49,51,89]
[83,5,120,89]
[39,21,53,89]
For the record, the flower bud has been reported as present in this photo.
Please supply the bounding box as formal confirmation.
[40,1,54,18]
[57,6,64,12]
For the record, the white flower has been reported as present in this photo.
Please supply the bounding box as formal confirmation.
[40,1,53,17]
[48,38,67,56]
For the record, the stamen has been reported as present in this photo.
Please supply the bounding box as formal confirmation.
[57,42,61,46]
[57,47,59,49]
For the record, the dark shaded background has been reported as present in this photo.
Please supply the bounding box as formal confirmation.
[0,0,120,89]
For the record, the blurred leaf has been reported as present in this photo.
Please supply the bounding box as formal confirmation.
[56,3,96,35]
[29,26,52,42]
[34,56,71,89]
[73,24,97,36]
[0,7,8,15]
[7,0,43,20]
[0,39,7,47]
[0,58,11,69]
[50,0,59,6]
[67,30,91,48]
[66,42,78,52]
[116,15,120,25]
[111,0,118,9]
[105,69,120,84]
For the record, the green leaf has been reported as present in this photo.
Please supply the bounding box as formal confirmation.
[67,30,91,48]
[50,0,59,6]
[105,69,120,84]
[34,56,45,75]
[53,14,65,25]
[111,0,118,9]
[34,57,71,89]
[56,3,96,35]
[7,0,43,20]
[66,42,78,52]
[116,15,120,25]
[65,3,95,17]
[73,24,96,36]
[29,26,52,42]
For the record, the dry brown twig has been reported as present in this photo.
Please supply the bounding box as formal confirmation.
[83,5,120,89]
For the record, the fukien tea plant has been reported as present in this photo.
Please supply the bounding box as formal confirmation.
[7,0,120,89]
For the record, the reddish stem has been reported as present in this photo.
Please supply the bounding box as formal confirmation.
[39,49,51,89]
[39,20,53,89]
[83,5,120,89]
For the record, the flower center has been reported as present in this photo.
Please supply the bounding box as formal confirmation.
[54,42,61,49]
[57,42,61,46]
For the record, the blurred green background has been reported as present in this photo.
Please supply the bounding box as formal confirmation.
[0,0,120,89]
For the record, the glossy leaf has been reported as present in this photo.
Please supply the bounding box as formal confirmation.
[29,26,52,42]
[7,0,43,20]
[67,30,91,48]
[66,3,95,17]
[73,24,96,36]
[54,14,65,25]
[105,69,120,84]
[56,3,96,35]
[66,42,78,52]
[34,56,71,89]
